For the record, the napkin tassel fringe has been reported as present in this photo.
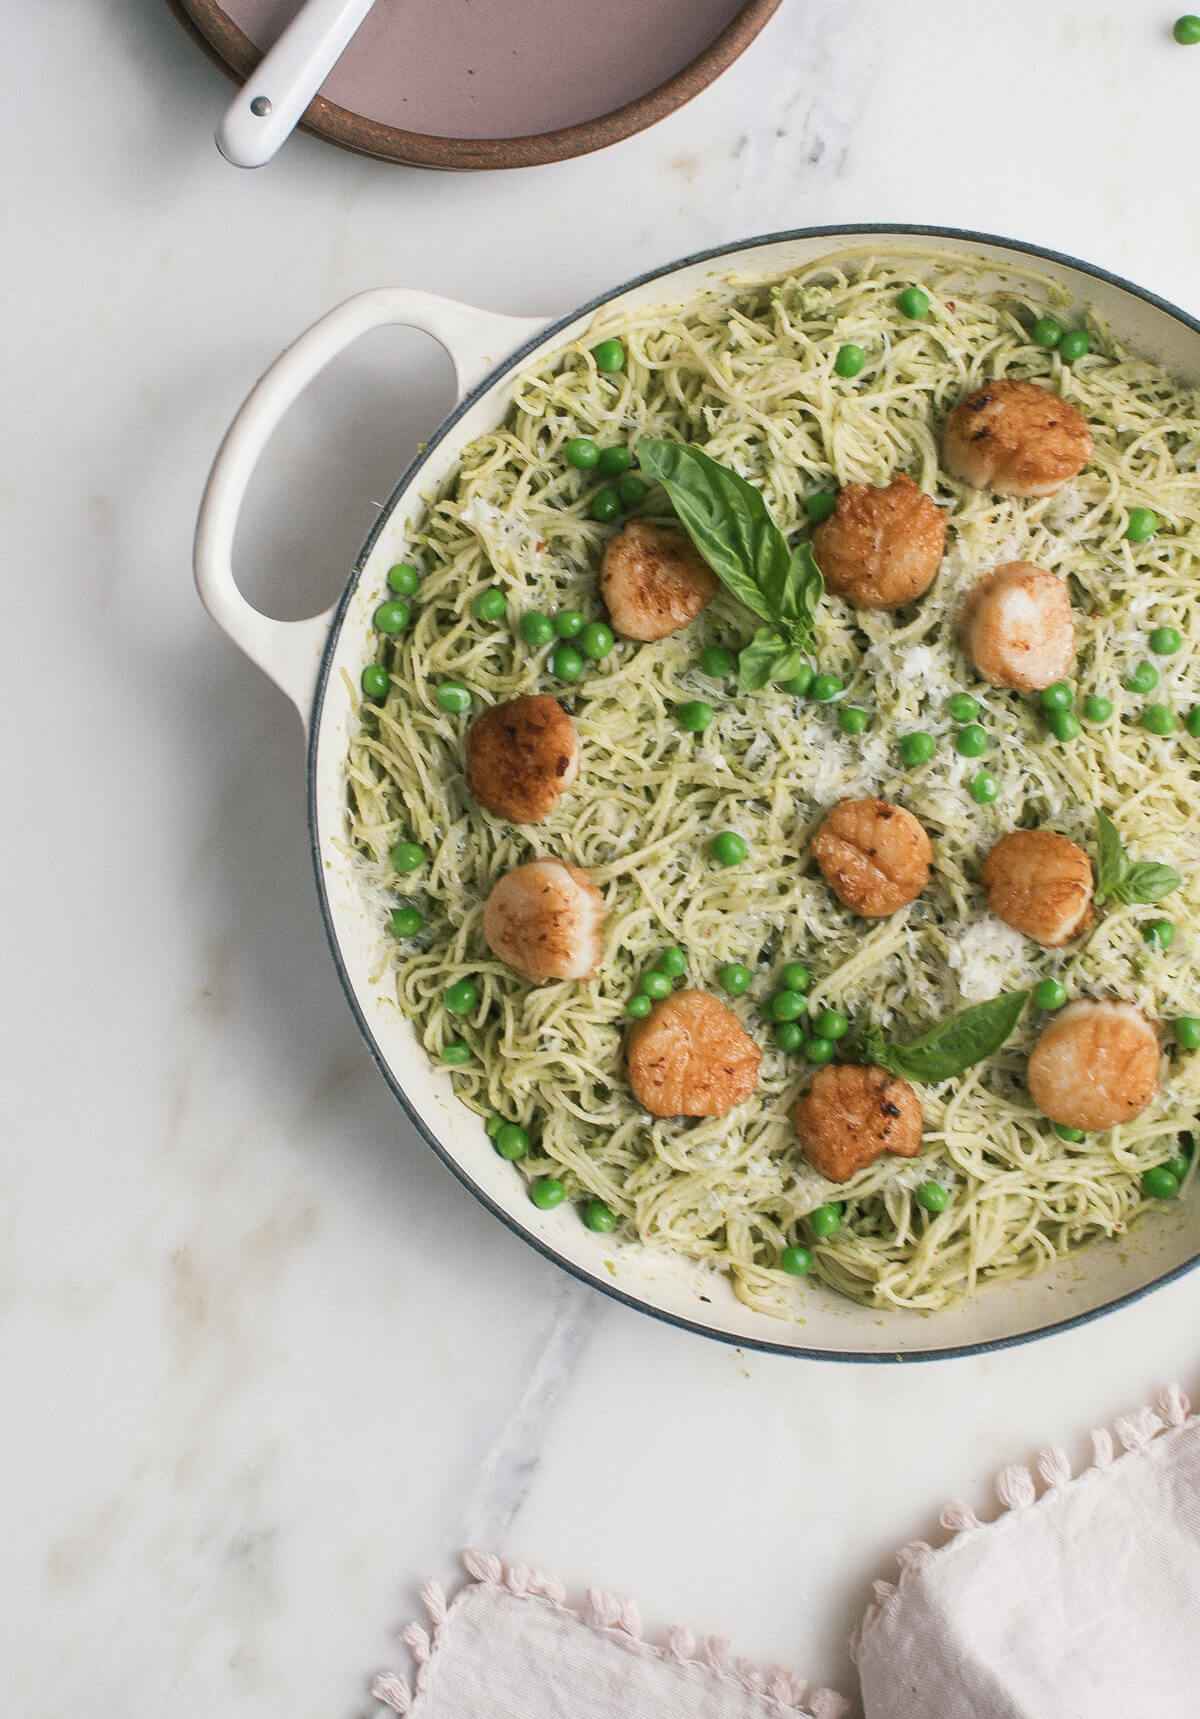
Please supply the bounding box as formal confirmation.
[372,1548,850,1718]
[852,1382,1192,1658]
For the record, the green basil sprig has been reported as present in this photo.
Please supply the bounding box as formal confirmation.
[1094,810,1183,907]
[860,991,1030,1084]
[636,437,823,694]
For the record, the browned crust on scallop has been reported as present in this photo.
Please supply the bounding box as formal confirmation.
[811,474,946,610]
[956,562,1076,692]
[1026,1001,1160,1131]
[627,989,761,1117]
[599,520,719,642]
[812,798,934,918]
[943,379,1093,497]
[465,695,579,823]
[981,829,1095,948]
[793,1063,923,1183]
[481,860,605,983]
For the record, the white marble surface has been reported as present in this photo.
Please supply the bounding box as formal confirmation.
[7,4,1200,1714]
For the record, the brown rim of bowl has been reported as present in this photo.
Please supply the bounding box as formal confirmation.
[166,0,783,171]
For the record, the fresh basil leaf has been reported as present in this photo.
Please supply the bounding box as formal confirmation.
[1113,863,1183,905]
[885,991,1030,1084]
[736,626,811,694]
[860,1023,899,1075]
[762,539,823,632]
[1094,809,1126,906]
[636,437,783,625]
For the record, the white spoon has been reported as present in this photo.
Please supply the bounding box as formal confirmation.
[216,0,377,168]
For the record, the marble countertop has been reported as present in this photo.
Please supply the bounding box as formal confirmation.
[8,4,1200,1714]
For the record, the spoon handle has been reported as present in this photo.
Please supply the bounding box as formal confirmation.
[216,0,377,168]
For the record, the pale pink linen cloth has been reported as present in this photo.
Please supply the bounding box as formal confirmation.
[373,1386,1200,1719]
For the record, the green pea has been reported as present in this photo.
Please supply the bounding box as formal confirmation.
[390,840,425,873]
[473,587,507,622]
[657,946,687,978]
[579,622,614,661]
[700,645,734,678]
[1031,315,1063,349]
[1175,13,1200,43]
[1142,704,1176,735]
[774,1022,805,1052]
[585,1198,617,1232]
[554,609,585,639]
[494,1123,528,1159]
[1126,507,1158,543]
[768,989,805,1022]
[898,286,930,319]
[805,491,838,524]
[1059,328,1090,363]
[1174,1017,1200,1049]
[1035,978,1067,1011]
[916,1181,948,1213]
[1142,1166,1180,1201]
[780,1244,813,1275]
[970,772,999,804]
[1084,696,1113,724]
[564,437,600,470]
[809,1202,842,1237]
[780,963,811,993]
[1053,1123,1086,1142]
[625,994,652,1019]
[815,1008,849,1040]
[591,487,622,523]
[1048,711,1081,742]
[834,343,866,377]
[374,599,410,634]
[711,830,747,866]
[551,645,584,683]
[441,1042,472,1066]
[361,664,390,699]
[805,1036,835,1065]
[780,665,814,697]
[444,979,478,1016]
[486,1114,505,1139]
[898,731,935,767]
[389,905,423,937]
[531,1177,567,1209]
[1145,920,1175,952]
[956,723,988,757]
[677,700,714,732]
[1166,1154,1191,1182]
[520,611,555,648]
[718,963,752,996]
[1150,626,1182,655]
[946,693,980,723]
[591,339,626,373]
[596,446,631,477]
[811,673,844,702]
[617,476,647,508]
[1039,682,1073,712]
[838,706,871,735]
[386,562,420,595]
[640,971,673,1001]
[437,680,472,714]
[1188,707,1200,739]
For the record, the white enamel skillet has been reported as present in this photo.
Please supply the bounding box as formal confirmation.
[195,225,1200,1359]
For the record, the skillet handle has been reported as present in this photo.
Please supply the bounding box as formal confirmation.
[194,287,549,723]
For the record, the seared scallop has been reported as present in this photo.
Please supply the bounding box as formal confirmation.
[812,798,933,918]
[958,562,1076,691]
[627,990,761,1118]
[482,859,605,984]
[793,1063,923,1184]
[1026,1000,1159,1131]
[981,829,1095,948]
[599,519,719,642]
[465,696,580,824]
[943,379,1093,497]
[811,474,946,610]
